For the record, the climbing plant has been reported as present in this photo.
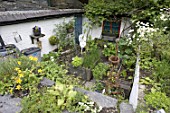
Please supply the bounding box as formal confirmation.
[85,0,170,25]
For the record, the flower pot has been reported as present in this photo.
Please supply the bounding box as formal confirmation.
[109,55,120,65]
[85,68,92,81]
[33,26,41,36]
[67,27,74,33]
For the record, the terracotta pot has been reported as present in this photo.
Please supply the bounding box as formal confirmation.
[109,55,120,65]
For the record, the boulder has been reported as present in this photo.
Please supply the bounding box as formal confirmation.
[74,88,118,110]
[0,95,21,113]
[119,102,134,113]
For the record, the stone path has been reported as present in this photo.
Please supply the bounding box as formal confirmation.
[0,95,21,113]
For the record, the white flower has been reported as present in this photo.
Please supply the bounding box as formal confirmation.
[104,45,107,48]
[128,29,134,33]
[78,102,84,105]
[160,9,163,11]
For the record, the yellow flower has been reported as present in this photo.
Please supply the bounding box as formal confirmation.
[19,73,24,77]
[17,61,21,65]
[33,57,38,61]
[9,88,13,94]
[16,85,21,90]
[18,70,22,74]
[38,69,42,73]
[29,56,38,61]
[15,77,22,84]
[15,67,20,71]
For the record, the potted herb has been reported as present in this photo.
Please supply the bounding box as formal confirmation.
[33,26,41,36]
[83,48,100,81]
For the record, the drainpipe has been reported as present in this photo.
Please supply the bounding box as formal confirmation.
[129,46,140,111]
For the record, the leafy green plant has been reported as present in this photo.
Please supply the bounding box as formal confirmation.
[118,37,134,59]
[42,51,61,62]
[21,82,98,113]
[40,61,68,81]
[71,56,83,67]
[48,35,59,45]
[152,60,170,96]
[103,42,116,57]
[92,63,109,80]
[40,61,81,86]
[145,92,170,112]
[140,77,161,93]
[53,20,75,51]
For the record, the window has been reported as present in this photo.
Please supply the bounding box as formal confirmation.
[102,18,121,37]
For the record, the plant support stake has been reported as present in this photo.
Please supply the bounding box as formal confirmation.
[129,46,140,111]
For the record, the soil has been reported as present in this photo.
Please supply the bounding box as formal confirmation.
[140,69,152,78]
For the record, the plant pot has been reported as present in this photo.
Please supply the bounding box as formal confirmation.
[85,68,92,81]
[33,26,41,36]
[109,55,120,65]
[67,27,74,33]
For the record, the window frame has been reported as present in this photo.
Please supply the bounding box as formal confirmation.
[102,18,121,37]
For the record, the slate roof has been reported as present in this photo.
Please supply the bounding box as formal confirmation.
[0,9,84,24]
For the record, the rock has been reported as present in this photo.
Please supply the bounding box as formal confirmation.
[99,107,118,113]
[156,109,166,113]
[84,79,95,89]
[0,95,21,113]
[119,102,134,113]
[40,77,55,87]
[74,88,118,110]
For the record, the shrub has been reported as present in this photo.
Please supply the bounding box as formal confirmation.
[49,35,59,45]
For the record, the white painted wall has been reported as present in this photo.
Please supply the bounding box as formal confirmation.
[82,17,102,40]
[120,17,132,37]
[0,16,74,56]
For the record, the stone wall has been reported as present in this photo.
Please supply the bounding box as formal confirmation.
[0,0,83,11]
